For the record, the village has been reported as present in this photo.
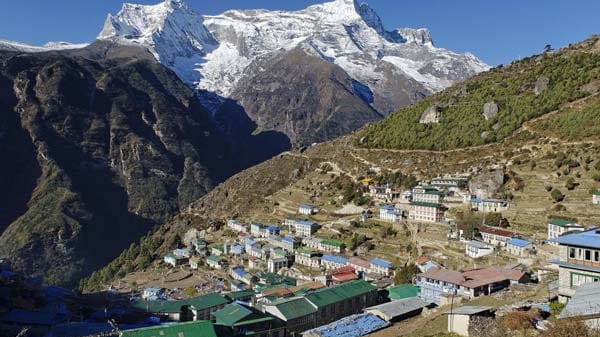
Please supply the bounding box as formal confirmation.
[5,172,594,337]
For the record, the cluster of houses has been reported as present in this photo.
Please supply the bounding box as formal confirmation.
[371,174,510,225]
[162,203,395,298]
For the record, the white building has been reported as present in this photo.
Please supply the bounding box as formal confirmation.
[479,226,513,247]
[295,220,321,237]
[594,191,600,205]
[368,184,400,202]
[268,249,290,273]
[347,257,370,274]
[227,219,248,233]
[295,248,321,268]
[548,219,585,244]
[471,198,509,212]
[465,241,494,258]
[409,202,445,223]
[250,222,266,237]
[298,205,317,215]
[321,255,347,270]
[412,186,444,203]
[301,236,321,249]
[549,229,600,303]
[206,256,224,270]
[370,258,393,276]
[505,238,533,257]
[379,205,402,223]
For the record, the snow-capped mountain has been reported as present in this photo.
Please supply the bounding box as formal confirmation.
[0,39,88,53]
[98,0,489,115]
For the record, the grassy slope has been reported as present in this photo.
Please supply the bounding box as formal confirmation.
[356,36,600,150]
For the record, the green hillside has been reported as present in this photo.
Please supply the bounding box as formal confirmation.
[356,36,600,150]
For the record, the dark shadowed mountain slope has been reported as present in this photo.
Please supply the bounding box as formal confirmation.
[0,45,234,287]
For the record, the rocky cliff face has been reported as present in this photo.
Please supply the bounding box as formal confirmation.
[0,44,234,286]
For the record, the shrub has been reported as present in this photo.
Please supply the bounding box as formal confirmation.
[549,300,566,316]
[565,178,578,190]
[500,311,534,331]
[551,189,565,202]
[546,319,599,337]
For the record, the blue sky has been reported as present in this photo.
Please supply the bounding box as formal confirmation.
[0,0,598,65]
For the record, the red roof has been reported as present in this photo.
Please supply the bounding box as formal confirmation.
[415,256,430,266]
[288,282,325,293]
[262,288,293,298]
[332,272,359,282]
[479,226,514,238]
[347,257,370,269]
[325,266,355,276]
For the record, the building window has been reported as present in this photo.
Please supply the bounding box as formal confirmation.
[586,250,592,261]
[570,248,576,258]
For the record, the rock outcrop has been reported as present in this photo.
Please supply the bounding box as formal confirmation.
[482,102,499,120]
[420,105,441,124]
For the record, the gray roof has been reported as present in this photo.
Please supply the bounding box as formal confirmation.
[364,297,430,319]
[558,283,600,319]
[466,240,492,249]
[446,306,493,315]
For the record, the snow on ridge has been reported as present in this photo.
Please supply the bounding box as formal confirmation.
[0,39,88,53]
[97,0,490,106]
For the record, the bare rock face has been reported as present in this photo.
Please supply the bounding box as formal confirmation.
[581,81,599,95]
[534,76,549,95]
[419,105,441,124]
[482,102,499,120]
[468,168,504,199]
[0,46,235,287]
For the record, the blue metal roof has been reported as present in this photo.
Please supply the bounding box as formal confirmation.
[507,238,531,247]
[380,205,396,210]
[266,226,280,231]
[370,258,392,268]
[322,255,347,264]
[299,205,315,209]
[471,198,482,203]
[282,236,296,243]
[296,220,319,227]
[233,267,247,277]
[549,229,600,249]
[302,313,389,337]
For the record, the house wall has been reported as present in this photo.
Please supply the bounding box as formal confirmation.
[558,266,600,301]
[313,291,378,327]
[448,314,471,337]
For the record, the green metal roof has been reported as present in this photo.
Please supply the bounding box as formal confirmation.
[271,297,316,320]
[549,218,577,227]
[296,248,316,255]
[232,316,274,327]
[305,280,377,308]
[213,303,253,326]
[207,256,222,263]
[410,201,444,208]
[226,290,255,301]
[131,293,228,314]
[387,284,420,300]
[595,190,600,196]
[120,320,217,337]
[321,239,344,247]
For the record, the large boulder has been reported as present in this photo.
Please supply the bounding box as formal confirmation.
[534,76,549,95]
[468,168,505,199]
[419,105,441,124]
[482,102,499,120]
